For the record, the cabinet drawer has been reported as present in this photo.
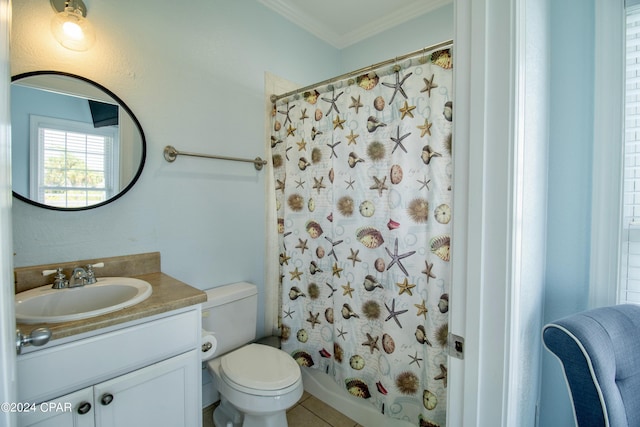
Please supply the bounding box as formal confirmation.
[17,309,199,403]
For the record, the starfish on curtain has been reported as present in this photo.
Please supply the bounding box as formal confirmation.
[289,267,303,281]
[332,263,343,278]
[299,108,309,122]
[370,176,388,197]
[421,74,438,97]
[341,282,354,297]
[306,311,321,329]
[278,103,295,126]
[337,326,348,340]
[279,252,291,265]
[362,333,380,354]
[296,238,309,254]
[327,141,341,158]
[434,364,448,387]
[396,278,416,296]
[385,237,416,276]
[417,176,431,191]
[399,101,416,119]
[347,248,361,266]
[422,260,436,282]
[414,300,428,318]
[325,236,344,261]
[408,351,423,367]
[384,298,408,328]
[326,282,337,298]
[349,95,363,114]
[313,176,326,194]
[321,89,344,115]
[346,130,359,145]
[345,177,355,190]
[417,118,432,137]
[390,126,411,154]
[381,71,413,104]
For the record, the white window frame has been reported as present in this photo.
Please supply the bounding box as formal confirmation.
[590,0,629,307]
[29,114,120,208]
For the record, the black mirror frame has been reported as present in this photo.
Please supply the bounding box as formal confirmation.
[11,70,147,211]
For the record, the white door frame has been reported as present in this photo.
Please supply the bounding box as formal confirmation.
[0,0,18,426]
[448,0,547,426]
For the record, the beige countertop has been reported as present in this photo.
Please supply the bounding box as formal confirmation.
[16,272,207,341]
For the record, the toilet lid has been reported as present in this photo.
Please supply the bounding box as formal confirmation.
[220,343,301,391]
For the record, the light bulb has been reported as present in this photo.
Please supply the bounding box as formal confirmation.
[50,3,95,51]
[62,21,83,40]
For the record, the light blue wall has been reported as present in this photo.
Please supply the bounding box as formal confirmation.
[339,4,454,74]
[540,0,595,425]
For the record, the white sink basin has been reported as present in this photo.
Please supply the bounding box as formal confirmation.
[15,277,153,324]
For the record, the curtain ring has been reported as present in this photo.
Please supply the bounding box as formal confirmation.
[419,48,429,64]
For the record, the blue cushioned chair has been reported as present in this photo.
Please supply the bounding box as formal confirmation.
[542,304,640,427]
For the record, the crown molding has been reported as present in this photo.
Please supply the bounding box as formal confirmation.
[257,0,452,49]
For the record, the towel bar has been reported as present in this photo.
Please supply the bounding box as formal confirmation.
[163,145,267,171]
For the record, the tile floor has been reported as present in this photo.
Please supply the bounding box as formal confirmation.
[203,391,363,427]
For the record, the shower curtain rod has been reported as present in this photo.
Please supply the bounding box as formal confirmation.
[163,145,267,171]
[270,39,453,103]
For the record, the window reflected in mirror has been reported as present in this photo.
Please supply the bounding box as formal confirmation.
[10,71,146,211]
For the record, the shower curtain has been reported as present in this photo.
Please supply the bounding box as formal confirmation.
[271,47,452,427]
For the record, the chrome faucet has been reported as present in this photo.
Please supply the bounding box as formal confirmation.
[68,267,88,288]
[85,263,99,284]
[45,267,68,289]
[42,262,104,289]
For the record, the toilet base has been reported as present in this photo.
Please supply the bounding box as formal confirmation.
[212,397,290,427]
[213,398,243,427]
[242,411,288,427]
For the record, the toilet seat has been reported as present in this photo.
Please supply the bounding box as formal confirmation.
[219,343,301,393]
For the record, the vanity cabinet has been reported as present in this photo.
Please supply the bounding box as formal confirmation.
[19,350,198,427]
[17,307,201,427]
[17,387,94,427]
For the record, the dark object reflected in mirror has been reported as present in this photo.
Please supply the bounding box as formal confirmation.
[11,71,146,211]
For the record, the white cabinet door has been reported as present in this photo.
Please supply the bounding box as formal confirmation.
[18,387,95,427]
[94,350,200,427]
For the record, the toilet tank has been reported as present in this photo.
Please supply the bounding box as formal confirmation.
[202,282,258,357]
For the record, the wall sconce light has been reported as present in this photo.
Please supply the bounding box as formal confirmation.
[50,0,96,51]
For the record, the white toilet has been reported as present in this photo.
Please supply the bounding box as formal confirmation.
[202,282,303,427]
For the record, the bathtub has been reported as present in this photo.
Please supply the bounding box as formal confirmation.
[301,367,414,427]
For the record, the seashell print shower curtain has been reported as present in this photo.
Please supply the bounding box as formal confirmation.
[271,47,452,427]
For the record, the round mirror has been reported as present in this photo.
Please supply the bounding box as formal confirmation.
[10,71,146,211]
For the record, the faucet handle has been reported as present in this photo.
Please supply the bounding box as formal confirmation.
[85,262,104,284]
[42,267,67,289]
[42,267,60,276]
